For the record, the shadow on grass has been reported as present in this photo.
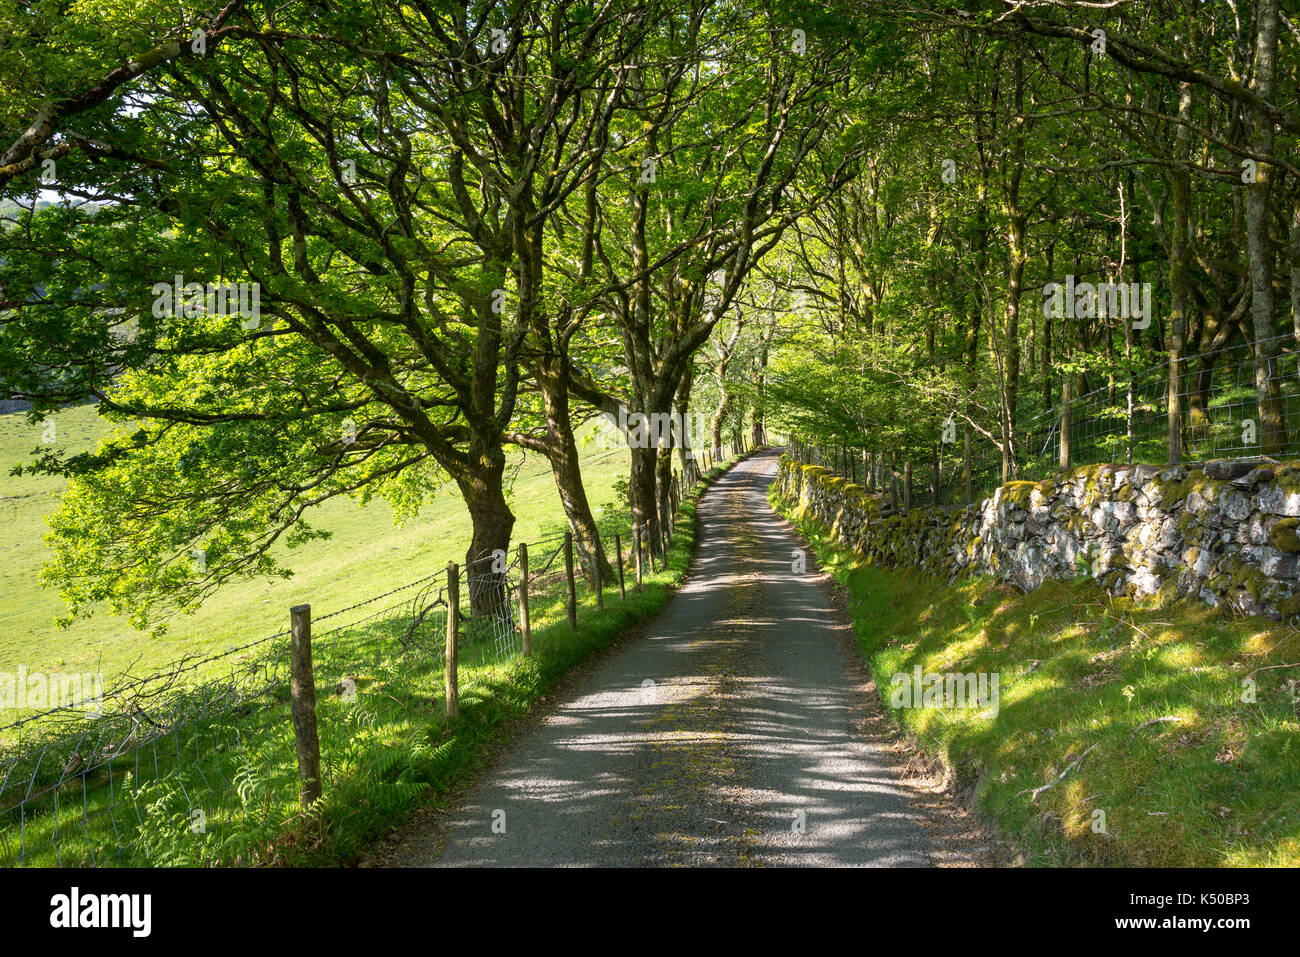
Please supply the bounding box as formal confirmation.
[771,490,1300,867]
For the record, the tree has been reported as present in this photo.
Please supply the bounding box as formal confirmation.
[567,1,865,550]
[2,3,556,620]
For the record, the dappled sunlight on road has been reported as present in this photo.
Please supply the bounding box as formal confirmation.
[427,451,931,867]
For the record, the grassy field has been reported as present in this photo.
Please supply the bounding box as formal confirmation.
[772,488,1300,867]
[0,404,631,685]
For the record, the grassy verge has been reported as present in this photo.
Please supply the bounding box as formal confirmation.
[771,485,1300,867]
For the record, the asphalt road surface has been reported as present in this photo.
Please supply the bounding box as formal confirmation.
[427,449,931,867]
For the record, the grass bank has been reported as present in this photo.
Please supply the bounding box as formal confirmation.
[771,486,1300,867]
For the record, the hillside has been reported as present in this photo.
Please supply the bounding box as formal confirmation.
[0,404,629,683]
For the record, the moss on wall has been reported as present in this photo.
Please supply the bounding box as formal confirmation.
[774,453,1300,621]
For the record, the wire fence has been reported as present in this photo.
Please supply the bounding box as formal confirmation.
[792,333,1300,509]
[0,571,453,867]
[0,440,754,867]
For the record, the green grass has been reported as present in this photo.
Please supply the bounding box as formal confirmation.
[0,404,631,685]
[771,486,1300,867]
[0,448,746,867]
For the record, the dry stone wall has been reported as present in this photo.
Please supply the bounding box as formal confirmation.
[773,454,1300,620]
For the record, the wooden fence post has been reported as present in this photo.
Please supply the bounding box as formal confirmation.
[289,604,322,810]
[564,530,577,630]
[1168,354,1183,466]
[594,541,604,612]
[445,562,459,718]
[633,523,644,591]
[661,498,671,555]
[518,541,531,656]
[614,533,626,600]
[1060,376,1072,471]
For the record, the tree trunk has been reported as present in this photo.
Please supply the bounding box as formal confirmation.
[675,362,696,480]
[753,318,776,446]
[656,442,675,524]
[1167,81,1194,465]
[1187,299,1230,435]
[1002,211,1026,480]
[1042,242,1054,413]
[630,443,660,560]
[1188,354,1215,435]
[1247,0,1286,453]
[710,391,733,454]
[1291,196,1300,347]
[998,53,1027,482]
[458,462,515,617]
[539,361,613,585]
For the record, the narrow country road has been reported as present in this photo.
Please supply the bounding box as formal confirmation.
[425,449,931,867]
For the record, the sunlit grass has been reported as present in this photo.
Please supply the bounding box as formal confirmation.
[0,404,630,685]
[772,487,1300,867]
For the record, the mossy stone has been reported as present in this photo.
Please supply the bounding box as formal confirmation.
[1274,463,1300,494]
[1156,468,1215,512]
[1269,517,1300,552]
[1001,481,1036,507]
[1230,561,1267,600]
